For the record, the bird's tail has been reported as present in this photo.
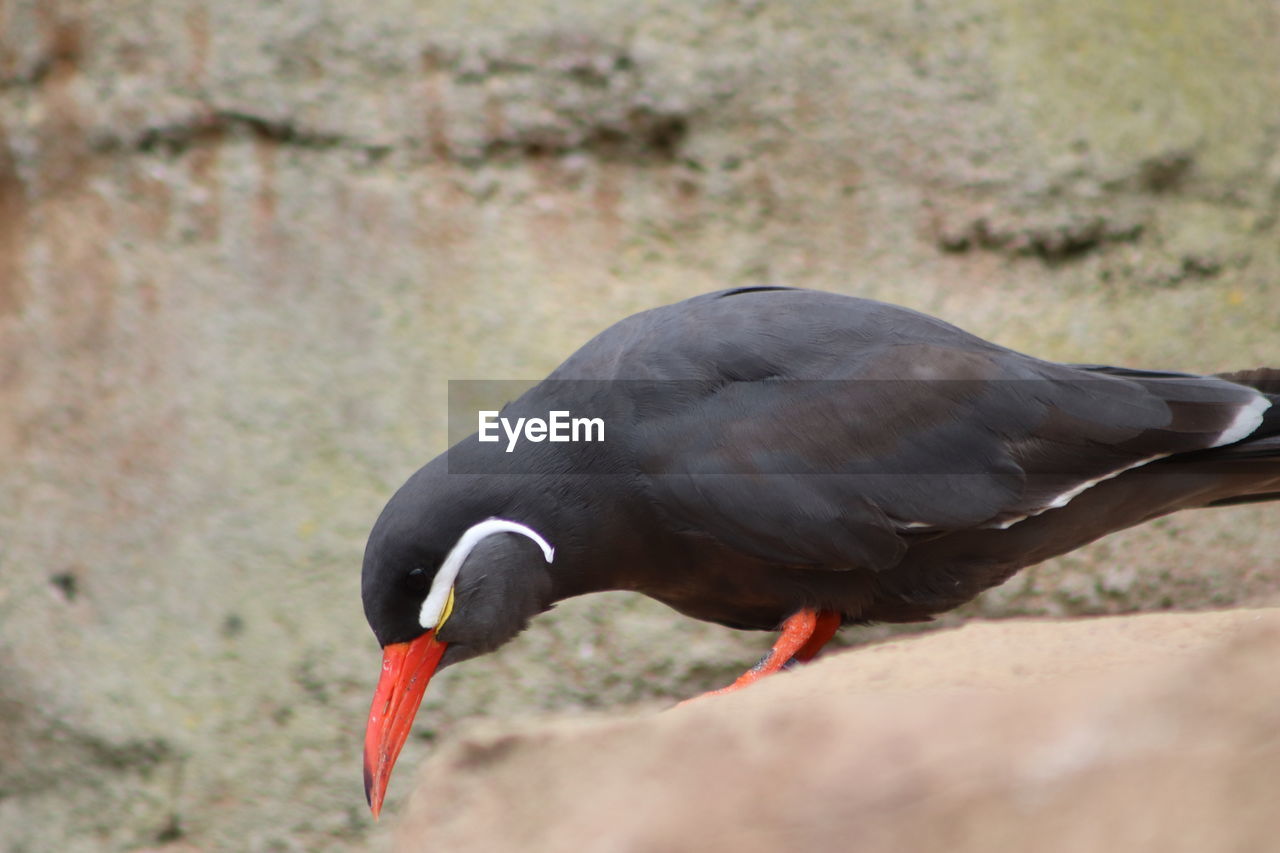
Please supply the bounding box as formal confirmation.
[1216,366,1280,398]
[1215,367,1280,446]
[1204,367,1280,507]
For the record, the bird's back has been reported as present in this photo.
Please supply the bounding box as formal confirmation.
[501,287,1280,628]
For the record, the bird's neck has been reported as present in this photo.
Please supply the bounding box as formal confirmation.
[446,422,667,602]
[512,473,669,604]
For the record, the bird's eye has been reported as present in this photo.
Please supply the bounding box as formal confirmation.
[406,567,430,593]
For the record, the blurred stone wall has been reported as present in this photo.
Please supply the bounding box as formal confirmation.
[0,1,1277,850]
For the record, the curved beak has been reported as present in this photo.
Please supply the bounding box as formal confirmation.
[363,631,448,819]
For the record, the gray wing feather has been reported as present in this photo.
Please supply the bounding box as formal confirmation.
[561,288,1268,571]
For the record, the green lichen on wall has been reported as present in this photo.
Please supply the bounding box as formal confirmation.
[996,0,1280,181]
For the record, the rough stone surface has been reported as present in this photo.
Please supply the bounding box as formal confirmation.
[398,609,1280,852]
[1,1,1278,850]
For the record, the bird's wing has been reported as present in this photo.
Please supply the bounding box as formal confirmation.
[630,332,1266,573]
[544,288,1267,572]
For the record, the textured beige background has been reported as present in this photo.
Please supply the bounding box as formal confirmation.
[1,1,1278,850]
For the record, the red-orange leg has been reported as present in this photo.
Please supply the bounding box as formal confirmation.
[793,609,842,663]
[681,608,842,703]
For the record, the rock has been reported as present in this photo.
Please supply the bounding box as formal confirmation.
[398,608,1280,852]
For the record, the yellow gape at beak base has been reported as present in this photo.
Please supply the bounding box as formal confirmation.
[437,586,456,630]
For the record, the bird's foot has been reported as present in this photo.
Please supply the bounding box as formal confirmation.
[677,608,841,706]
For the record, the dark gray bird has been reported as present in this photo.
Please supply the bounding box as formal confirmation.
[361,286,1280,816]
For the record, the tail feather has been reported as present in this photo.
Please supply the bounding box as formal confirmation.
[1208,490,1280,508]
[1216,367,1280,444]
[1216,366,1280,395]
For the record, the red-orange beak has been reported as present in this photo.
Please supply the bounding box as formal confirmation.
[363,631,447,819]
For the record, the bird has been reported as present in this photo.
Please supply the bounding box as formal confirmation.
[360,285,1280,817]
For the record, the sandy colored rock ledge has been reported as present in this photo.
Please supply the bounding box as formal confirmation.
[397,608,1280,852]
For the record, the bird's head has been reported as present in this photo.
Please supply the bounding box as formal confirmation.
[359,466,556,818]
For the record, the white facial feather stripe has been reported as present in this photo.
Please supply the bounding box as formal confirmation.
[418,518,555,630]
